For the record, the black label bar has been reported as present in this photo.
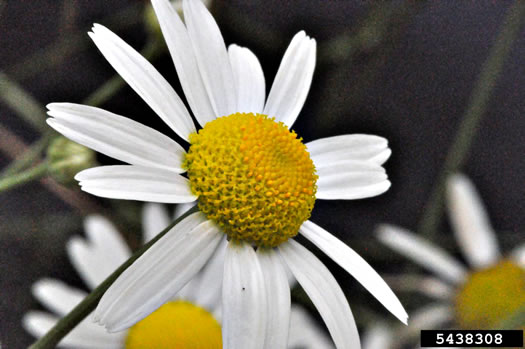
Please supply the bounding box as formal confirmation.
[421,330,523,347]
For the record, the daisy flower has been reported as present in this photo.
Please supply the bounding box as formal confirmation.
[377,174,525,343]
[46,0,408,347]
[24,204,334,348]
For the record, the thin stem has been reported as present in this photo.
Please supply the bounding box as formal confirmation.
[417,0,525,239]
[28,206,199,349]
[0,162,48,193]
[0,134,51,178]
[0,72,48,133]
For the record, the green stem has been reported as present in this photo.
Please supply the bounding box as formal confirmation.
[28,206,198,349]
[417,0,525,239]
[0,162,49,193]
[0,134,52,178]
[0,72,49,133]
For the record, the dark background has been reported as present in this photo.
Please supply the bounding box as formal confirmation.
[1,1,524,347]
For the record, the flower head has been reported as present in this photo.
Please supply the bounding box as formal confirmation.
[46,0,407,347]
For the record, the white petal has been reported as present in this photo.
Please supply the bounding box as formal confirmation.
[190,236,227,310]
[23,311,125,348]
[66,215,131,289]
[46,103,186,172]
[306,134,391,166]
[300,220,408,324]
[361,324,393,349]
[32,279,86,316]
[174,202,196,220]
[279,239,360,349]
[183,0,236,118]
[228,44,266,114]
[95,213,222,332]
[377,225,467,284]
[315,160,391,200]
[511,243,525,268]
[142,203,171,243]
[446,174,500,268]
[75,165,197,203]
[222,241,267,349]
[84,215,131,268]
[288,305,334,349]
[89,24,195,140]
[264,31,316,128]
[151,0,215,127]
[257,248,290,349]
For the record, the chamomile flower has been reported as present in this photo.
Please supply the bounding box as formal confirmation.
[24,204,333,348]
[377,174,525,341]
[46,0,408,347]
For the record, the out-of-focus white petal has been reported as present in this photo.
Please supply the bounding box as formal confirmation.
[222,241,267,349]
[23,311,126,348]
[279,239,360,349]
[89,24,195,140]
[361,323,393,349]
[142,203,171,243]
[257,248,290,349]
[95,213,222,332]
[447,174,500,268]
[511,243,525,268]
[264,31,316,128]
[228,44,266,114]
[315,160,390,200]
[377,225,467,285]
[46,103,186,172]
[307,134,391,166]
[66,215,131,289]
[75,165,197,203]
[32,279,86,316]
[384,274,454,300]
[301,220,408,324]
[174,202,195,220]
[288,305,335,349]
[183,0,236,118]
[150,0,215,127]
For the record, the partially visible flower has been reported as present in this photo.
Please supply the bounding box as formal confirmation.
[46,0,408,347]
[24,203,224,348]
[377,174,525,343]
[24,203,336,348]
[47,136,97,186]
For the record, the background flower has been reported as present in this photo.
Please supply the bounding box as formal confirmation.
[377,174,525,348]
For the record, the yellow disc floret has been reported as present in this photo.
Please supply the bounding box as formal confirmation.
[125,301,222,349]
[184,113,317,247]
[455,260,525,329]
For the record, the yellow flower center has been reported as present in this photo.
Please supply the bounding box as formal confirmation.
[184,113,317,247]
[125,301,222,349]
[455,260,525,329]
